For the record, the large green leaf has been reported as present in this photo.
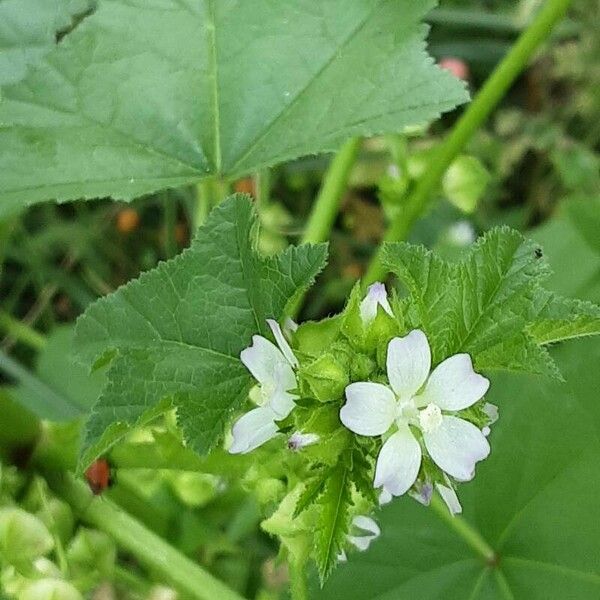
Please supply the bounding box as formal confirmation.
[0,0,467,209]
[0,0,90,87]
[74,194,327,465]
[314,336,600,599]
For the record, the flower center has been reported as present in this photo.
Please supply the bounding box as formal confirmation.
[396,399,418,424]
[419,403,443,433]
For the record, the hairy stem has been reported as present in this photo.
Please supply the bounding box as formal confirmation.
[302,138,361,246]
[430,493,496,564]
[46,472,244,600]
[289,559,308,600]
[364,0,573,286]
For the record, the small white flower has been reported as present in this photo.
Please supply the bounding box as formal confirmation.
[229,320,298,454]
[287,431,320,451]
[378,488,393,506]
[338,515,381,562]
[340,329,490,497]
[359,282,394,325]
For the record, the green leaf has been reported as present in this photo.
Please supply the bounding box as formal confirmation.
[74,194,327,465]
[0,0,91,88]
[314,337,600,599]
[0,0,467,209]
[383,227,550,363]
[314,460,354,584]
[383,227,600,375]
[527,293,600,345]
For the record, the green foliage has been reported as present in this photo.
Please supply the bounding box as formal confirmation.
[0,0,90,88]
[74,194,327,466]
[0,0,467,209]
[314,459,353,584]
[383,227,600,377]
[313,337,600,599]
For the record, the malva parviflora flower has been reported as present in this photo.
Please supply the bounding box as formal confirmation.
[359,282,394,325]
[340,328,491,498]
[229,319,298,454]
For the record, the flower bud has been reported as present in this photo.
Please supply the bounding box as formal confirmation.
[0,507,54,565]
[67,528,116,579]
[299,353,349,403]
[443,155,490,214]
[36,499,74,545]
[20,578,82,600]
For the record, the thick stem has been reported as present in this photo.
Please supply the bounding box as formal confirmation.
[287,138,361,319]
[301,138,361,246]
[363,0,573,286]
[429,493,496,564]
[46,472,244,600]
[289,560,308,600]
[193,178,230,229]
[255,168,272,208]
[0,310,46,350]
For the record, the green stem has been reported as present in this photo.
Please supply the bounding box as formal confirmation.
[163,193,178,259]
[301,138,361,245]
[46,472,244,600]
[363,0,573,286]
[289,560,308,600]
[194,180,213,229]
[429,493,496,564]
[0,310,46,350]
[256,168,272,208]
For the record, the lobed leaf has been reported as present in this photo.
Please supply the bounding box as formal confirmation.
[383,226,600,376]
[0,0,467,210]
[0,0,91,88]
[74,194,327,466]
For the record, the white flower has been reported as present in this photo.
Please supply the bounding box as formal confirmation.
[229,319,298,454]
[340,329,490,496]
[287,431,320,451]
[359,282,393,325]
[338,515,381,562]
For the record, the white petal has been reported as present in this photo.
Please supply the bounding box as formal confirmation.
[283,317,298,334]
[337,550,347,563]
[378,488,393,505]
[240,335,295,389]
[229,407,278,454]
[423,416,490,481]
[386,330,431,398]
[268,388,296,419]
[417,353,489,410]
[352,515,381,537]
[347,534,372,552]
[340,383,396,436]
[267,319,298,368]
[482,402,499,424]
[359,282,394,324]
[374,427,422,496]
[436,482,462,515]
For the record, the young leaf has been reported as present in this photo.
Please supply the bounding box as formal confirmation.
[383,227,600,376]
[0,0,91,87]
[315,459,354,584]
[0,0,467,209]
[74,194,327,466]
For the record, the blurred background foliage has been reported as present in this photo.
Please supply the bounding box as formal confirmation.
[0,0,598,598]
